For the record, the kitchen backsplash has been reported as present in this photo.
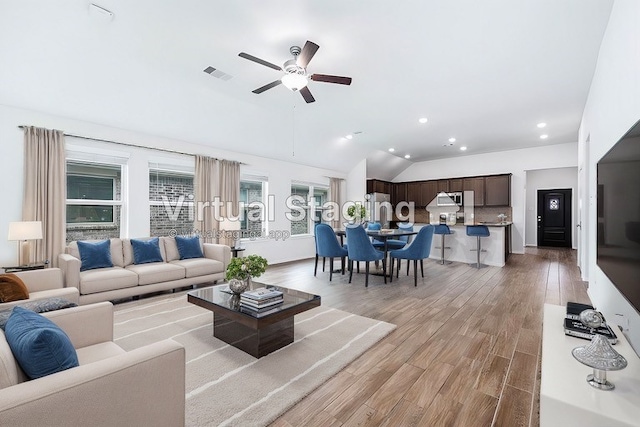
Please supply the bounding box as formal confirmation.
[400,206,512,224]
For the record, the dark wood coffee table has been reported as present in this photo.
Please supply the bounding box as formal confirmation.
[187,283,321,358]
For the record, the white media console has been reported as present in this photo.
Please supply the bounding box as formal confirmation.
[541,304,640,427]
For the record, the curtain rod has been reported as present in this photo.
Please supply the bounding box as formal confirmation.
[17,125,245,164]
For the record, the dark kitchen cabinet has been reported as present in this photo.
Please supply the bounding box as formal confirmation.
[485,174,511,206]
[391,182,406,205]
[420,181,439,206]
[367,179,391,195]
[463,177,485,206]
[449,178,463,192]
[406,182,422,205]
[437,180,450,192]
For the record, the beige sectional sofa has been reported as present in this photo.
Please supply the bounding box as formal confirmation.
[58,237,231,305]
[0,302,185,426]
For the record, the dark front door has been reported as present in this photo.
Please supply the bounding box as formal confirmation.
[537,189,572,247]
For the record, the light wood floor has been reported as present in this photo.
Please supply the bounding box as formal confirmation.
[260,247,590,427]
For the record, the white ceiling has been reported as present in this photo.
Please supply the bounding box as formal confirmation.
[0,1,613,176]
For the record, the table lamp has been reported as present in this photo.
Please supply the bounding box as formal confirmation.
[7,221,43,266]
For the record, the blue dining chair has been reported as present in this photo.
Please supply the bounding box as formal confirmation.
[388,222,413,274]
[389,225,435,287]
[366,222,386,249]
[345,225,386,287]
[314,224,348,281]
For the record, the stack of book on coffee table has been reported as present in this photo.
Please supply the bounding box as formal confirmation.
[239,287,284,317]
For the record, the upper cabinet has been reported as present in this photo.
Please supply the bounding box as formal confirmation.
[449,178,463,192]
[420,181,439,206]
[437,179,450,192]
[406,181,422,205]
[484,174,511,206]
[391,182,406,206]
[366,179,392,195]
[463,177,485,206]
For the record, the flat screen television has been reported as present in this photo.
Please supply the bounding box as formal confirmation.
[597,119,640,315]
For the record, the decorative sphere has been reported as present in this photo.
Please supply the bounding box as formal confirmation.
[229,278,248,294]
[580,309,604,329]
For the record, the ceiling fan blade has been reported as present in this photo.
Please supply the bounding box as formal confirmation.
[252,80,282,94]
[297,41,319,68]
[238,52,282,71]
[311,74,352,85]
[299,86,315,103]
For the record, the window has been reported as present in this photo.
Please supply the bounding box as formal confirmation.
[240,179,267,239]
[149,168,194,237]
[290,183,329,235]
[66,162,122,242]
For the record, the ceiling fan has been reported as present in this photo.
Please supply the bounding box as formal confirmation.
[238,40,352,103]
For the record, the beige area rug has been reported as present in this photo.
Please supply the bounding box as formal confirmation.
[113,292,395,426]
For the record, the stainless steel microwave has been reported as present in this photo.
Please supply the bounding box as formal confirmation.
[436,192,463,206]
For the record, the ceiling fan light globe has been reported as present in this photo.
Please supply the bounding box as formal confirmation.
[281,73,308,91]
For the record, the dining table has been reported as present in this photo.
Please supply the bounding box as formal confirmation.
[335,227,418,277]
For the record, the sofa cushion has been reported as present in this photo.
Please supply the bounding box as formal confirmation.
[0,274,29,303]
[5,307,79,380]
[77,240,113,272]
[125,263,185,286]
[67,238,125,268]
[79,267,139,295]
[123,237,168,266]
[161,237,181,262]
[175,235,204,259]
[0,298,78,330]
[170,258,224,278]
[131,238,163,264]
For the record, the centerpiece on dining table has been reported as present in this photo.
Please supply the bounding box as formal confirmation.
[225,254,268,294]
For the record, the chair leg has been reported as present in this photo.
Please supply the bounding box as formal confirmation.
[341,257,346,275]
[389,257,394,283]
[382,259,387,284]
[406,260,410,276]
[329,258,334,281]
[396,259,401,278]
[420,259,424,277]
[322,257,326,272]
[413,259,418,287]
[349,260,353,283]
[314,254,319,276]
[365,262,369,287]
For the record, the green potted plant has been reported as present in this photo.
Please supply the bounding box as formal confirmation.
[226,254,268,293]
[346,204,367,223]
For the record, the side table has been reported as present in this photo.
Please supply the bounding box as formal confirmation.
[230,247,245,258]
[2,262,47,273]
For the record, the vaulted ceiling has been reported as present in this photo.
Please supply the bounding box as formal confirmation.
[0,1,613,176]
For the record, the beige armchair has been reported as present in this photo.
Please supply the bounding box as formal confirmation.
[0,302,186,426]
[0,268,79,311]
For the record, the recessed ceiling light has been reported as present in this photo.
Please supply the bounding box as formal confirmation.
[460,146,467,151]
[388,148,395,152]
[418,118,428,124]
[540,134,549,140]
[345,134,353,140]
[537,122,547,128]
[404,154,411,159]
[448,137,456,143]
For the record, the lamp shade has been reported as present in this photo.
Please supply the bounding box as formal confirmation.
[8,221,43,241]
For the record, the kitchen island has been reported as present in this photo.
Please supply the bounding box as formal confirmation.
[415,222,512,267]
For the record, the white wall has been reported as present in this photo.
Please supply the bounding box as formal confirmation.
[394,142,579,254]
[524,167,578,248]
[579,0,640,353]
[0,104,347,266]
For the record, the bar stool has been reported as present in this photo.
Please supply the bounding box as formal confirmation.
[433,224,453,265]
[466,225,490,268]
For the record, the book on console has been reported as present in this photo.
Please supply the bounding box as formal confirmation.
[566,302,596,320]
[563,318,618,344]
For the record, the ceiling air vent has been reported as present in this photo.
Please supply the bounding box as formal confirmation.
[203,66,233,81]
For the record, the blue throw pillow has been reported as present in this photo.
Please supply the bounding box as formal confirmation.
[5,306,79,379]
[77,239,113,272]
[175,235,204,260]
[131,237,163,264]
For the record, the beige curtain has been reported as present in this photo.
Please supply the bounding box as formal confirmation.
[218,160,240,247]
[195,155,240,246]
[329,177,343,229]
[22,126,66,267]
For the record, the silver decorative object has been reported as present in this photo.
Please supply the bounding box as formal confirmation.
[572,309,628,390]
[228,278,248,295]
